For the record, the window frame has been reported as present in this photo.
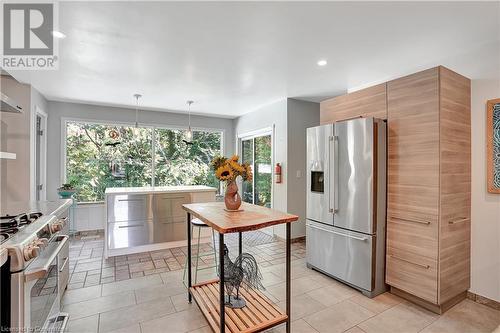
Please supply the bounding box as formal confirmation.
[61,117,225,203]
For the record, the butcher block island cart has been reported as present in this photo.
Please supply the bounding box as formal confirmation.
[182,202,299,333]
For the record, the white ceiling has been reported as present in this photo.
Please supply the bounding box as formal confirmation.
[8,1,500,118]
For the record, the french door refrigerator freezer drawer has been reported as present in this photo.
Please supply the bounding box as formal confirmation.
[306,220,374,291]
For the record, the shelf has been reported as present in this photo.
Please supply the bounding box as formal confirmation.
[190,279,287,333]
[0,152,16,159]
[1,92,23,113]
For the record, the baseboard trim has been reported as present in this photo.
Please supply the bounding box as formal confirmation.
[275,235,305,243]
[390,287,466,314]
[73,229,104,237]
[467,291,500,311]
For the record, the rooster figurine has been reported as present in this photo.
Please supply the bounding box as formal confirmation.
[220,245,264,308]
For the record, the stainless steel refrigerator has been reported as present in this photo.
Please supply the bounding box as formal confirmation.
[306,117,387,297]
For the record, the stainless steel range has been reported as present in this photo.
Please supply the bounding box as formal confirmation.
[0,200,71,333]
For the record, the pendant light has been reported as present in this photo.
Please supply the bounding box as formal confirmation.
[184,100,194,145]
[133,94,142,128]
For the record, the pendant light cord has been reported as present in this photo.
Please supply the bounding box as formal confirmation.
[133,94,142,128]
[187,100,193,129]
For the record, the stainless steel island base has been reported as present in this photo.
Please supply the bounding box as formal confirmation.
[104,186,216,258]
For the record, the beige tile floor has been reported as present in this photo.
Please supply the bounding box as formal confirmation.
[64,234,500,333]
[68,231,304,289]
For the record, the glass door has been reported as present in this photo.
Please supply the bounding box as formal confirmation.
[241,138,254,204]
[240,133,272,208]
[254,135,272,207]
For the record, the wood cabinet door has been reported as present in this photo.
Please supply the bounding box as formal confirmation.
[438,66,471,303]
[386,68,440,298]
[386,247,438,303]
[320,83,387,123]
[387,67,440,230]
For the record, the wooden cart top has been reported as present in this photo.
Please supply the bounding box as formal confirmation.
[182,202,299,234]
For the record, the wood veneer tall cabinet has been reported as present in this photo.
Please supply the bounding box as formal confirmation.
[386,66,471,314]
[320,83,387,123]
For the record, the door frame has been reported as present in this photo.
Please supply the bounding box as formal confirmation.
[30,105,48,201]
[236,126,275,235]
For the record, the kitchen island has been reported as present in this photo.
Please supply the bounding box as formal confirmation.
[104,185,217,258]
[182,202,298,333]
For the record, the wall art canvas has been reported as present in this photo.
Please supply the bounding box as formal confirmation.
[487,98,500,193]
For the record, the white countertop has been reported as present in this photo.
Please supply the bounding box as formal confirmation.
[105,185,218,195]
[1,199,72,217]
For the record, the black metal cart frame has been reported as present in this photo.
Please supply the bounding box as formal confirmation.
[186,212,291,333]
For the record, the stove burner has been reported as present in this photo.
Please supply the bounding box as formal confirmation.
[0,212,42,234]
[0,232,9,244]
[0,226,18,234]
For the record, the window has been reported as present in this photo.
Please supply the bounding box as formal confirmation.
[154,128,222,189]
[65,121,222,202]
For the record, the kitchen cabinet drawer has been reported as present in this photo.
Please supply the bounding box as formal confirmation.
[306,220,373,291]
[107,220,154,250]
[107,220,188,250]
[386,215,438,260]
[151,220,187,243]
[153,193,190,223]
[107,194,153,223]
[386,247,438,304]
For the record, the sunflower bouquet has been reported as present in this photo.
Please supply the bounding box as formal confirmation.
[211,155,252,184]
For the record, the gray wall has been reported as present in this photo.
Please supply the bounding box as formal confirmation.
[233,99,288,218]
[31,87,48,116]
[46,101,235,200]
[286,99,320,238]
[233,98,320,238]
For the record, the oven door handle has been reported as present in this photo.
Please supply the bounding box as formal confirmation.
[59,257,69,272]
[24,236,69,282]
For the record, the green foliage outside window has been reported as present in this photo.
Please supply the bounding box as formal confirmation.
[66,122,222,202]
[241,134,272,208]
[254,135,272,207]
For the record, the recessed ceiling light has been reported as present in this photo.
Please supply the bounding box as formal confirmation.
[317,59,327,66]
[52,30,66,39]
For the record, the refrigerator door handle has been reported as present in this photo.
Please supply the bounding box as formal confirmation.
[306,223,367,241]
[329,135,339,213]
[328,136,334,213]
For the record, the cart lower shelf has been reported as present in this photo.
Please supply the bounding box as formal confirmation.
[190,279,288,333]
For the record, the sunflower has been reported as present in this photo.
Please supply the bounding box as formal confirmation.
[215,165,234,181]
[229,155,239,162]
[228,160,245,173]
[211,156,227,171]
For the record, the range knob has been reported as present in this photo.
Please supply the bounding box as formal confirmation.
[50,222,63,233]
[34,238,49,247]
[30,246,40,259]
[23,245,40,261]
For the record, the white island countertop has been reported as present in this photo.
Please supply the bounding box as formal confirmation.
[105,185,217,195]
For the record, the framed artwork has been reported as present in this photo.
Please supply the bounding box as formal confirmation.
[487,98,500,193]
